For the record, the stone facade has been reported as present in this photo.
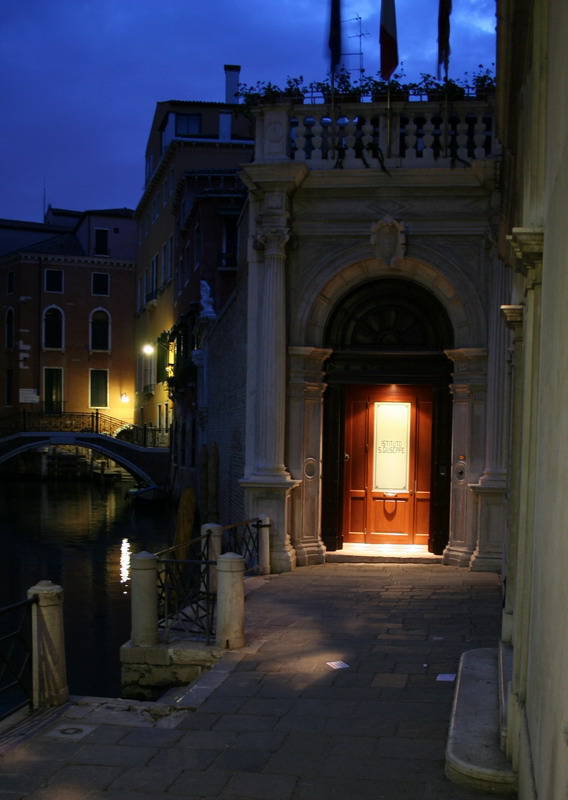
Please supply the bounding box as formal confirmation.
[198,95,509,572]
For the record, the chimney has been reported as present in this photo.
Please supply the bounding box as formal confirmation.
[224,64,241,103]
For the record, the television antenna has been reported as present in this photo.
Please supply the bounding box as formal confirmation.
[342,15,369,79]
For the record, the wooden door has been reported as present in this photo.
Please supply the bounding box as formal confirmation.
[343,385,432,545]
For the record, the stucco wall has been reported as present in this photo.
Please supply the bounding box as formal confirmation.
[524,3,568,796]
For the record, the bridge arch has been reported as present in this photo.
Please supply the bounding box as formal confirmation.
[0,432,169,488]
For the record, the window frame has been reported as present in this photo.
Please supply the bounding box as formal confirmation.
[92,272,110,296]
[89,307,111,352]
[42,305,64,350]
[89,368,109,409]
[44,269,63,293]
[94,228,109,256]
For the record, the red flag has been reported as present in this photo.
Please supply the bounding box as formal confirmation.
[438,0,452,79]
[380,0,399,81]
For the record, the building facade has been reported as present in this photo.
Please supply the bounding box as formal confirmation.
[134,65,254,462]
[190,93,507,574]
[0,208,137,422]
[486,0,568,796]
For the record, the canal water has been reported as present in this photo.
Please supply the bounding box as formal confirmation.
[0,479,175,699]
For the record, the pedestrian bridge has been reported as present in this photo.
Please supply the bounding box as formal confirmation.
[0,411,170,488]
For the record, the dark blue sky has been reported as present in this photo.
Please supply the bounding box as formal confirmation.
[1,0,495,223]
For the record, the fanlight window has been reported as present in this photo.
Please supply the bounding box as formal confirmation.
[43,307,64,349]
[90,309,110,351]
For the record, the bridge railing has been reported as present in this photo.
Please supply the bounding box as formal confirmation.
[0,411,169,448]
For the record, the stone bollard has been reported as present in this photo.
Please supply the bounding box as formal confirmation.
[130,552,159,646]
[216,552,245,649]
[201,523,223,593]
[257,515,271,575]
[28,580,69,708]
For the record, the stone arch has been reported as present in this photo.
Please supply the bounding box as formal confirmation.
[294,255,487,350]
[0,434,168,487]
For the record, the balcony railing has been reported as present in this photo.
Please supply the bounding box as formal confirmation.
[252,96,500,168]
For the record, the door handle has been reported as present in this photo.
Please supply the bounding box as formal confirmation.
[344,453,350,461]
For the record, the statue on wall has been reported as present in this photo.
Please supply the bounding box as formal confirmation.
[200,281,216,319]
[370,217,406,267]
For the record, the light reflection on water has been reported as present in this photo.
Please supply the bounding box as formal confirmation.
[0,480,174,698]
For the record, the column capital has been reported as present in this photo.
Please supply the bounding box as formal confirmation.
[253,226,290,259]
[445,347,488,376]
[506,227,544,282]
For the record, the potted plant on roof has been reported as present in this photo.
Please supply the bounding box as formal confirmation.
[282,75,307,103]
[361,67,408,101]
[236,80,283,107]
[468,64,496,98]
[311,67,360,103]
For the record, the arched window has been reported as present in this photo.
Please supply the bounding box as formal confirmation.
[43,306,64,349]
[90,308,110,351]
[5,307,14,349]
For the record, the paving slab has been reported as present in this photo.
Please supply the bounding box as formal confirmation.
[0,563,508,799]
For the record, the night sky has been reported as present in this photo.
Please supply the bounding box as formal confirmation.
[1,0,496,223]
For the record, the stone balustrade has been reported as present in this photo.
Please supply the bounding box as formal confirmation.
[252,97,500,168]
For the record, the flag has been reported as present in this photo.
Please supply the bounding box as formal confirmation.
[438,0,452,79]
[380,0,399,81]
[329,0,342,75]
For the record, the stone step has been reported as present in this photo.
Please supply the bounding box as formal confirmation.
[326,552,442,563]
[445,647,516,796]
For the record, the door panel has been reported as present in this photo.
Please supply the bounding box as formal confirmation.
[343,385,433,545]
[343,398,368,543]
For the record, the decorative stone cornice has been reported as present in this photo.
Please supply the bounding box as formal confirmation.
[506,227,544,281]
[500,304,523,330]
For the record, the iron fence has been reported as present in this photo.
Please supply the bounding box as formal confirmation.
[0,596,37,721]
[220,518,262,574]
[155,518,263,644]
[0,410,169,448]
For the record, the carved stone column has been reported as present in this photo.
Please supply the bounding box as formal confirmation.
[240,226,298,572]
[470,255,511,572]
[442,349,488,567]
[287,347,333,565]
[499,304,524,641]
[238,162,308,573]
[503,228,543,766]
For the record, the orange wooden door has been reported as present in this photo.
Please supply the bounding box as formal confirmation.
[343,385,432,545]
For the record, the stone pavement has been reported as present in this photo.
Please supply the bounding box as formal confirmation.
[0,563,507,799]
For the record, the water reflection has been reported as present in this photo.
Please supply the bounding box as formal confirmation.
[0,480,174,698]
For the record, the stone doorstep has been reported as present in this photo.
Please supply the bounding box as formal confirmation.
[499,640,513,751]
[326,553,443,564]
[445,647,517,796]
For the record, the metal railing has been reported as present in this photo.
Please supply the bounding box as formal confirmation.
[156,532,217,643]
[155,518,265,643]
[0,596,37,721]
[221,518,262,574]
[0,410,169,448]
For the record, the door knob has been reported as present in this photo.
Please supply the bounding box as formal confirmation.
[344,453,350,461]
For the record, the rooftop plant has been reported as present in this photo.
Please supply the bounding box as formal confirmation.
[235,64,495,105]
